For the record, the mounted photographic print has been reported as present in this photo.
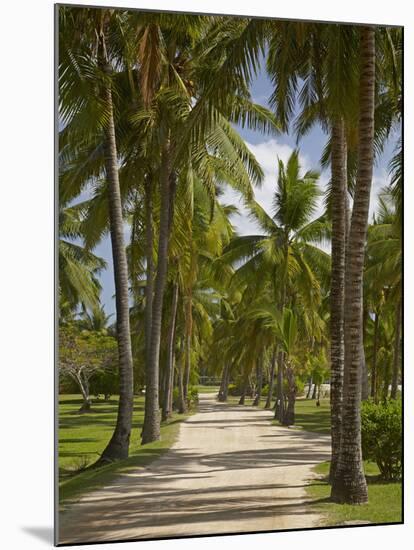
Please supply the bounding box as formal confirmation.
[56,2,403,545]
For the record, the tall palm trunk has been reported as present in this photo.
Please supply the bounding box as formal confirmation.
[274,351,285,422]
[371,311,379,402]
[331,27,375,504]
[142,141,174,444]
[329,117,347,481]
[177,339,187,414]
[282,364,296,426]
[390,299,401,399]
[144,176,154,374]
[253,354,264,406]
[275,253,288,423]
[183,294,193,400]
[361,305,369,400]
[265,349,277,409]
[218,363,230,402]
[99,52,134,462]
[162,280,179,421]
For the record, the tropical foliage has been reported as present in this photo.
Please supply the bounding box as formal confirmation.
[58,6,402,509]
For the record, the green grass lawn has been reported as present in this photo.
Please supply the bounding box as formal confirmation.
[197,385,220,394]
[290,398,331,434]
[58,394,192,507]
[308,461,402,525]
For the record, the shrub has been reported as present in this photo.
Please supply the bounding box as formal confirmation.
[188,386,199,407]
[361,399,402,481]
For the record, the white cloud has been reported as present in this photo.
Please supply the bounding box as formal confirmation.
[219,138,328,235]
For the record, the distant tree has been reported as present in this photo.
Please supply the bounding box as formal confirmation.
[59,326,117,412]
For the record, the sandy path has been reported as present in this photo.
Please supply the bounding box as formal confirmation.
[59,394,331,544]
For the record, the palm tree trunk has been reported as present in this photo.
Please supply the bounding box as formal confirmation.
[265,349,277,409]
[253,354,264,406]
[331,26,375,504]
[329,117,347,481]
[144,176,154,376]
[274,351,285,422]
[390,299,401,399]
[361,304,369,400]
[177,339,187,414]
[218,364,229,402]
[142,141,174,444]
[239,381,247,405]
[306,376,313,399]
[282,365,296,426]
[371,311,379,402]
[183,294,193,400]
[161,280,179,421]
[99,63,134,462]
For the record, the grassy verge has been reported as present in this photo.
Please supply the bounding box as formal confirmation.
[58,394,192,507]
[197,385,220,394]
[288,398,330,434]
[308,461,402,525]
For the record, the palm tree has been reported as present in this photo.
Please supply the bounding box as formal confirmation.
[224,151,330,422]
[366,191,402,400]
[331,26,376,505]
[136,16,278,442]
[59,203,105,313]
[59,7,135,461]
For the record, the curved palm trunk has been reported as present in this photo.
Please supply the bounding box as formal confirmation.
[329,117,347,481]
[99,69,134,462]
[142,142,174,444]
[161,281,179,421]
[331,27,374,504]
[265,349,277,409]
[390,299,401,399]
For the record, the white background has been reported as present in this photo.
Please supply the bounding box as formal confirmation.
[0,1,411,548]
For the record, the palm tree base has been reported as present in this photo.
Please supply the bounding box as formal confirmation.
[331,473,368,504]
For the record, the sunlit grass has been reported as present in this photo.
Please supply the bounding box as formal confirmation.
[308,461,402,525]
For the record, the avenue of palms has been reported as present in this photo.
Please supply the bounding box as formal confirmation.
[58,5,402,527]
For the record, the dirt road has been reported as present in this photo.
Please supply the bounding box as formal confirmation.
[59,394,331,544]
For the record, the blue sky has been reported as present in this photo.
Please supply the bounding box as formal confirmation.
[92,65,400,317]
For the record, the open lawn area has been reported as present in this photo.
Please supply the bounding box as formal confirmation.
[197,385,220,394]
[58,394,192,506]
[308,461,402,525]
[291,398,331,434]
